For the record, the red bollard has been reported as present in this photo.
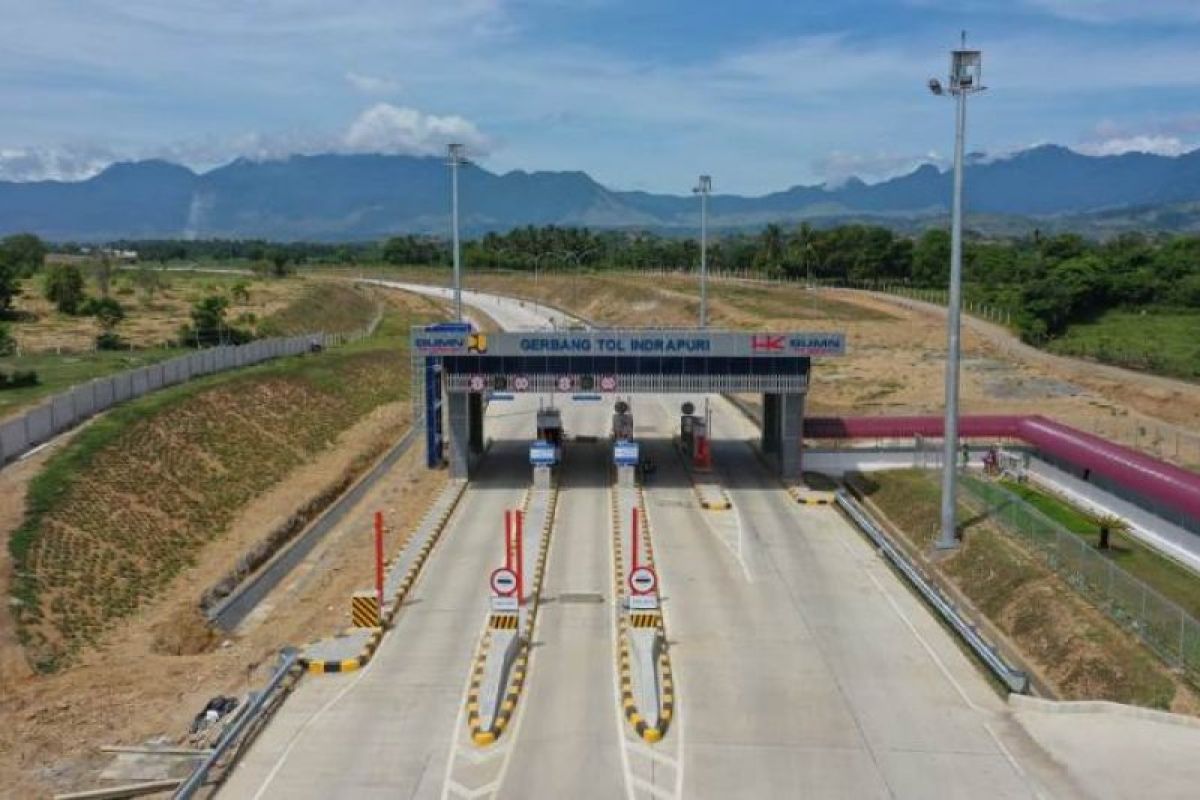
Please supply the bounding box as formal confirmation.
[631,507,640,572]
[515,510,525,606]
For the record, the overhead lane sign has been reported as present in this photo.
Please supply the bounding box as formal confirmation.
[413,329,846,358]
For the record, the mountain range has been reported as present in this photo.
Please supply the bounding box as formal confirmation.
[4,144,1200,241]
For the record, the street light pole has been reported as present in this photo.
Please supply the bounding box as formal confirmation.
[447,143,468,321]
[694,175,712,328]
[929,34,985,550]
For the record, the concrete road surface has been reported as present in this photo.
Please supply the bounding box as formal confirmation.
[220,282,1200,800]
[219,399,540,800]
[497,412,626,798]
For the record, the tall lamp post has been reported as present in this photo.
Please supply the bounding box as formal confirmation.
[447,143,469,321]
[693,175,712,328]
[929,34,985,550]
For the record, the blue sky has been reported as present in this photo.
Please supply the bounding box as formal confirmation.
[2,0,1200,193]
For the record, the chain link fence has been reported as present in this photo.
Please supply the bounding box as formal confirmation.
[955,474,1200,683]
[0,308,384,468]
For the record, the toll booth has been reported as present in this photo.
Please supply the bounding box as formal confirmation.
[536,407,564,458]
[612,400,634,441]
[411,327,846,480]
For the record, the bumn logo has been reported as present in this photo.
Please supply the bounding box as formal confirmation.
[467,333,488,354]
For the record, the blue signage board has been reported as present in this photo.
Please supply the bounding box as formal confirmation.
[572,393,603,401]
[425,322,472,333]
[530,441,557,466]
[489,392,515,401]
[613,440,640,466]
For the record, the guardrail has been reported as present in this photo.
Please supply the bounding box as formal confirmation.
[174,647,301,799]
[836,490,1030,694]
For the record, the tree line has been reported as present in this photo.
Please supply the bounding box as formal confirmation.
[10,224,1200,349]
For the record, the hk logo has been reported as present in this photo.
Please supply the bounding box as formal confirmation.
[751,334,784,352]
[467,333,488,354]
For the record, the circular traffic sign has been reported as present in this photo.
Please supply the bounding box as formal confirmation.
[491,567,518,596]
[600,375,618,392]
[513,375,531,392]
[629,566,657,596]
[468,375,486,393]
[556,375,574,392]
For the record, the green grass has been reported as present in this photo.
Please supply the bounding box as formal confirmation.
[0,348,185,417]
[982,479,1200,621]
[1047,309,1200,381]
[257,282,379,337]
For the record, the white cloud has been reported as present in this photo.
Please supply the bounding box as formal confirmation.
[813,150,946,187]
[1077,135,1191,157]
[0,145,119,182]
[342,104,489,156]
[1023,0,1200,23]
[345,72,402,95]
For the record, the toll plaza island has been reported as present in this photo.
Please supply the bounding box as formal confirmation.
[412,325,847,479]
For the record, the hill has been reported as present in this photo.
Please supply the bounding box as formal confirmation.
[5,146,1200,240]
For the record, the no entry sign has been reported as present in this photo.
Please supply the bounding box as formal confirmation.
[513,375,531,392]
[556,375,575,392]
[468,375,487,393]
[491,567,518,596]
[629,566,657,596]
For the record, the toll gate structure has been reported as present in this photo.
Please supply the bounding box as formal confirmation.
[411,325,846,479]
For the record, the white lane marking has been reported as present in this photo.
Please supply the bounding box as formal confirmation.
[984,723,1051,800]
[438,625,487,800]
[858,552,978,711]
[652,395,751,584]
[638,478,686,800]
[249,662,374,800]
[630,775,677,800]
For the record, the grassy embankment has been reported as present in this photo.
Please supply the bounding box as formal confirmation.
[967,477,1200,620]
[8,286,432,672]
[856,469,1196,712]
[1046,309,1200,381]
[0,274,372,417]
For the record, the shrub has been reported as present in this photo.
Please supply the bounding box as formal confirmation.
[0,369,39,390]
[43,263,86,314]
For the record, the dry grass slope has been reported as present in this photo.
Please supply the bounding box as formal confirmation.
[861,470,1197,712]
[11,341,412,672]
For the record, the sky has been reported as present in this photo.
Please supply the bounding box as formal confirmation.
[2,0,1200,194]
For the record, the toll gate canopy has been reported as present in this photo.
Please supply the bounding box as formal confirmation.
[412,325,847,479]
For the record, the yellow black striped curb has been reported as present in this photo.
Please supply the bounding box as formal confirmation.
[674,438,732,511]
[466,480,558,746]
[789,488,835,506]
[609,481,673,743]
[302,627,382,674]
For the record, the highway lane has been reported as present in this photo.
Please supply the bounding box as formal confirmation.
[220,396,539,799]
[636,396,1070,799]
[497,415,627,798]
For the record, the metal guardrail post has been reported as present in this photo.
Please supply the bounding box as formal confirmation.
[174,647,300,800]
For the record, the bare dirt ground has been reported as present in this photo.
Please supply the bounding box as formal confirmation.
[399,268,1200,466]
[0,400,445,798]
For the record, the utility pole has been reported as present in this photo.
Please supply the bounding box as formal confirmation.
[447,143,468,321]
[694,175,712,328]
[929,33,985,550]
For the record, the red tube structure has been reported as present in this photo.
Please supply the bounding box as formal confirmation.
[804,414,1200,522]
